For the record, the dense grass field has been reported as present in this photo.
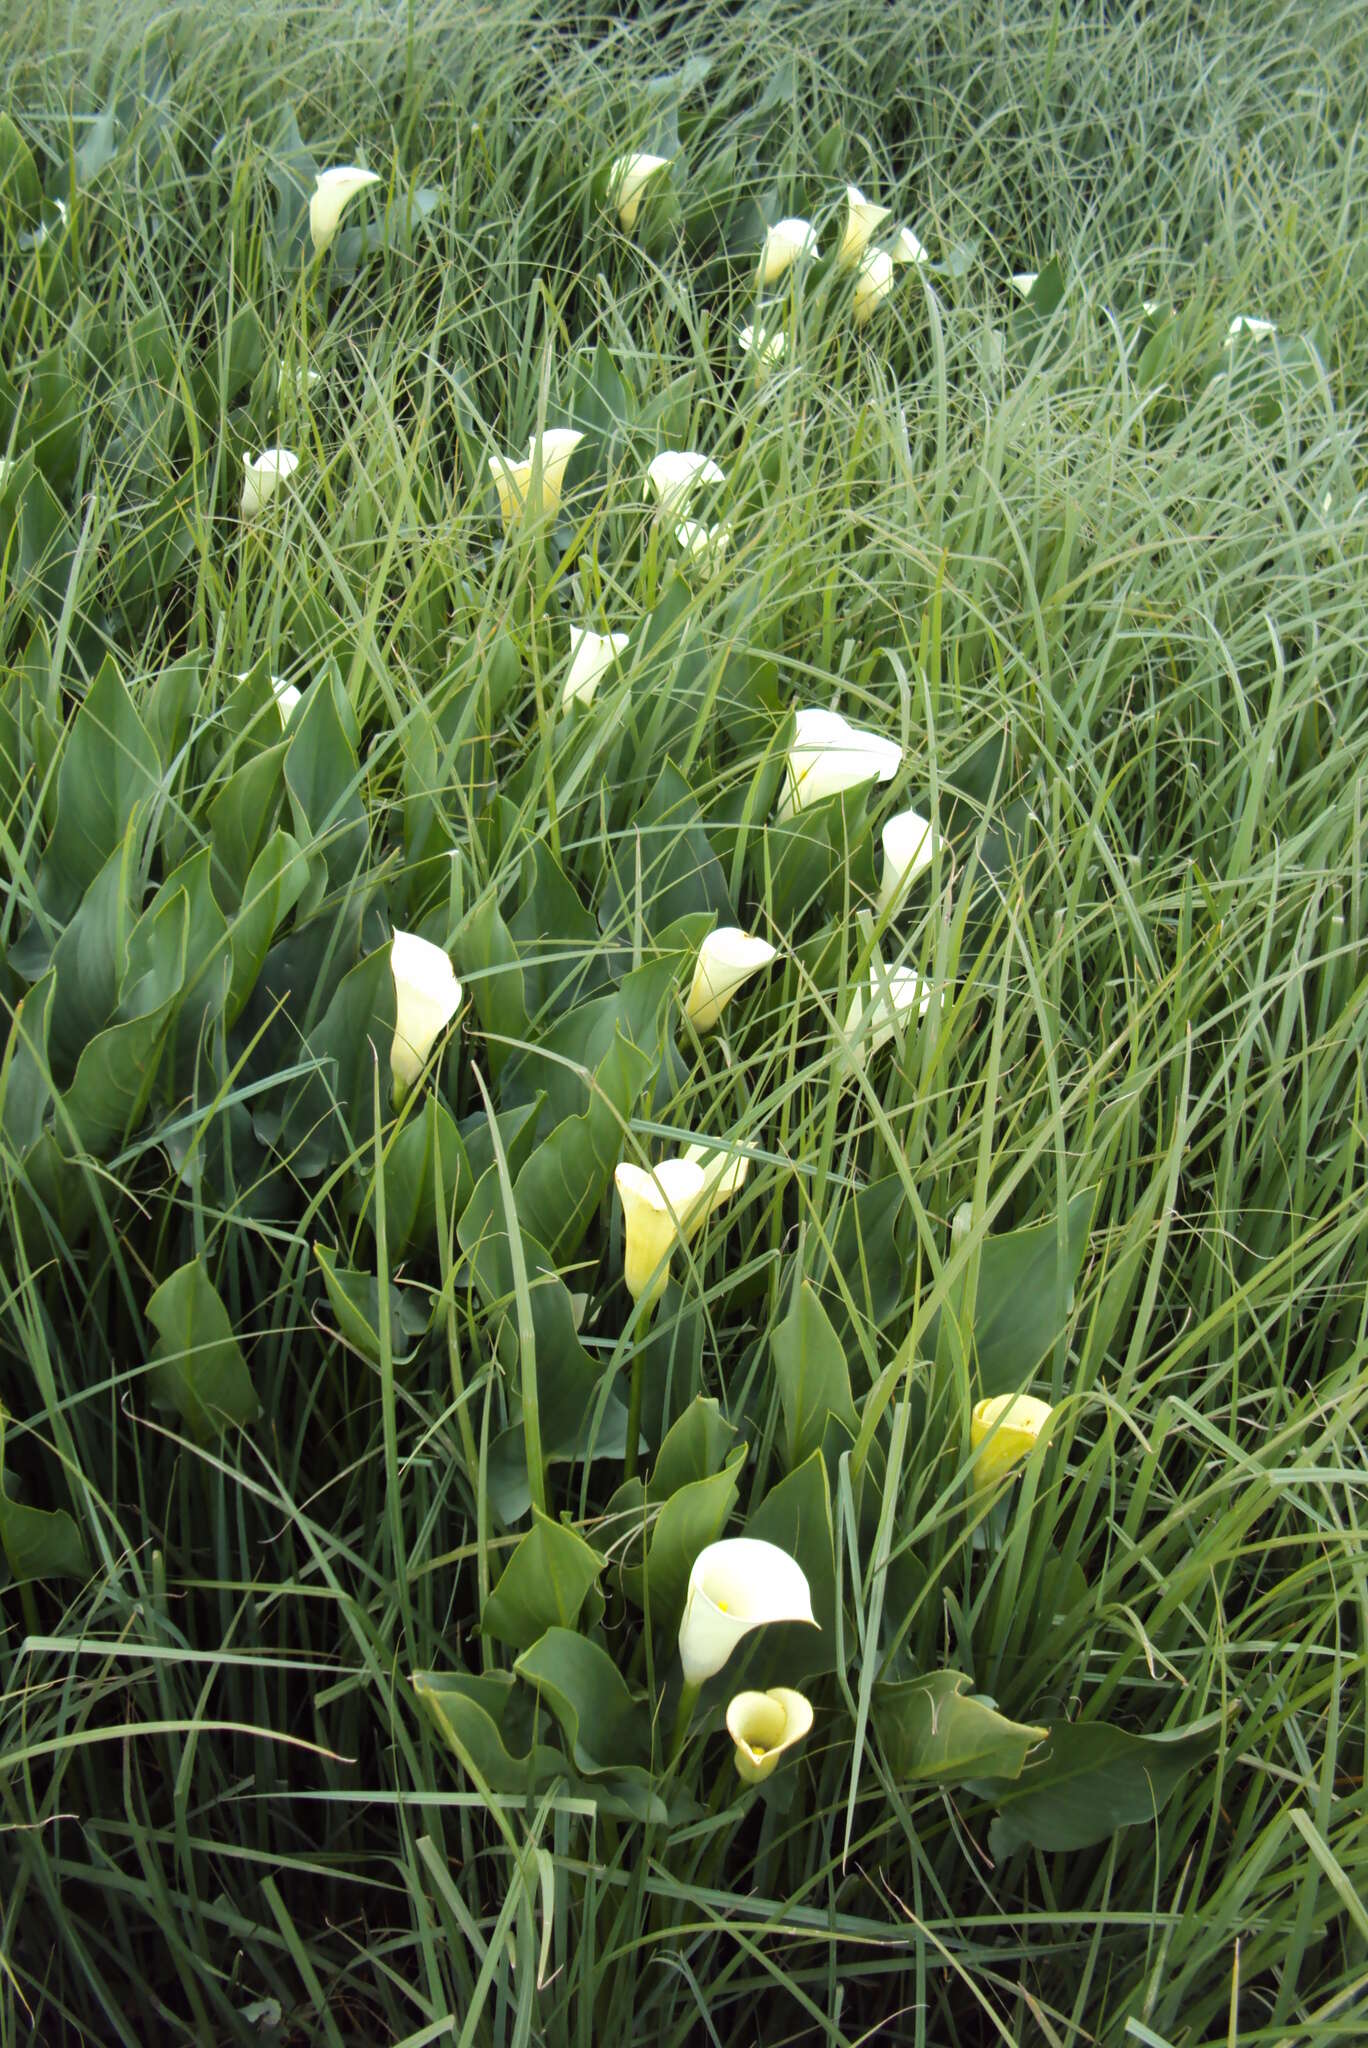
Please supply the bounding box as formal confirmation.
[2,0,1366,2041]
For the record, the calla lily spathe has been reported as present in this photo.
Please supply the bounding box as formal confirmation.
[309,166,381,254]
[836,185,891,271]
[685,927,777,1032]
[608,151,670,231]
[1011,271,1038,298]
[646,450,726,514]
[614,1159,707,1308]
[776,707,902,820]
[677,1537,817,1685]
[563,626,630,710]
[488,428,584,526]
[853,247,896,327]
[970,1393,1054,1485]
[739,321,786,365]
[876,806,936,916]
[390,931,462,1096]
[759,217,818,284]
[1226,314,1277,340]
[726,1687,814,1783]
[890,223,929,265]
[240,448,299,517]
[674,517,731,569]
[843,956,932,1060]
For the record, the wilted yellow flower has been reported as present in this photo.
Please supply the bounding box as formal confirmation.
[726,1687,814,1783]
[970,1393,1054,1485]
[487,428,584,526]
[613,1159,707,1308]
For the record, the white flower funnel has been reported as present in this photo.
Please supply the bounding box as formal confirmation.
[685,928,777,1033]
[759,217,818,284]
[970,1393,1054,1485]
[271,676,302,722]
[678,1537,817,1685]
[309,166,381,254]
[836,185,890,272]
[608,151,670,231]
[487,428,585,526]
[240,448,299,517]
[876,806,936,917]
[843,956,932,1060]
[1011,271,1038,298]
[614,1159,707,1308]
[739,321,786,365]
[726,1687,814,1783]
[776,707,901,820]
[563,626,630,710]
[646,450,725,515]
[890,223,929,265]
[390,931,462,1095]
[853,247,895,327]
[1226,315,1277,340]
[674,518,730,569]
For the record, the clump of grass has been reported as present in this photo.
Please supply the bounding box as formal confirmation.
[1,0,1366,2043]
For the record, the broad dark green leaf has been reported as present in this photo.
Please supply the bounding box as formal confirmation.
[481,1508,606,1652]
[874,1671,1046,1787]
[146,1256,260,1442]
[982,1718,1222,1857]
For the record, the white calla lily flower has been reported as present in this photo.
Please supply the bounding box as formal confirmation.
[738,321,786,365]
[645,450,726,514]
[836,185,891,271]
[673,517,731,569]
[853,247,896,327]
[613,1159,707,1308]
[234,670,301,722]
[1011,271,1038,298]
[563,626,630,710]
[843,956,933,1060]
[876,806,936,916]
[487,428,585,526]
[970,1393,1054,1485]
[890,223,929,265]
[390,931,462,1096]
[1226,314,1277,340]
[759,217,818,284]
[309,165,382,254]
[777,707,901,821]
[608,151,670,231]
[726,1687,814,1783]
[240,448,299,517]
[684,927,777,1033]
[677,1537,817,1685]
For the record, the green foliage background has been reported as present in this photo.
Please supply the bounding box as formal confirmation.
[1,0,1366,2041]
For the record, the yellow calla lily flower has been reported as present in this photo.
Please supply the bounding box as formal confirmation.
[970,1393,1054,1485]
[726,1687,814,1783]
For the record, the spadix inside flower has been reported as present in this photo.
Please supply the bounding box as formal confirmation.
[608,151,670,231]
[853,247,896,327]
[685,927,777,1033]
[563,626,630,710]
[726,1687,813,1784]
[240,447,299,517]
[646,450,726,515]
[677,1537,817,1684]
[843,955,933,1061]
[836,184,892,271]
[876,806,937,916]
[759,217,818,284]
[390,931,462,1096]
[776,706,902,820]
[614,1159,707,1308]
[309,165,382,255]
[970,1393,1054,1486]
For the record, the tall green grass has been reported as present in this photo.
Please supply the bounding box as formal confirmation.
[1,0,1366,2042]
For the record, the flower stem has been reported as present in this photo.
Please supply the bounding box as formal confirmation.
[669,1681,700,1765]
[622,1348,646,1483]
